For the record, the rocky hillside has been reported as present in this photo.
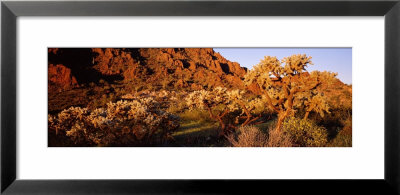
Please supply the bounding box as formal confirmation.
[48,48,247,92]
[48,48,351,114]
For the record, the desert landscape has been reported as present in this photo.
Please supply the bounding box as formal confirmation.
[48,48,352,147]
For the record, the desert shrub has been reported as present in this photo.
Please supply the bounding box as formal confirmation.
[265,127,293,147]
[340,115,352,135]
[327,132,352,147]
[48,97,180,146]
[282,117,328,147]
[327,116,352,147]
[312,107,352,140]
[227,125,293,147]
[226,126,268,147]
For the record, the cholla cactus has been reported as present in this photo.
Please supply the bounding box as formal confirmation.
[48,97,180,146]
[186,87,241,110]
[244,54,335,132]
[185,87,234,134]
[236,96,268,127]
[185,89,212,110]
[185,87,263,135]
[123,90,187,113]
[302,93,330,119]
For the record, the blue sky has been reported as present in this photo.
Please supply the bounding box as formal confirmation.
[214,48,352,84]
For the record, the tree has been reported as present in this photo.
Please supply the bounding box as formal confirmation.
[244,54,334,131]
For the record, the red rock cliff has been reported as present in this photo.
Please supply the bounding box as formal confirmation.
[90,48,247,90]
[48,48,248,91]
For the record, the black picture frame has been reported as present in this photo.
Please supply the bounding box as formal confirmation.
[1,0,399,194]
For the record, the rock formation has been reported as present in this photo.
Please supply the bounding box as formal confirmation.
[48,48,248,91]
[48,64,78,91]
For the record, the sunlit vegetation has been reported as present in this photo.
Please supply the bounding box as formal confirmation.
[48,97,179,146]
[48,48,352,147]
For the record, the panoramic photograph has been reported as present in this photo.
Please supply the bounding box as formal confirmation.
[48,48,352,147]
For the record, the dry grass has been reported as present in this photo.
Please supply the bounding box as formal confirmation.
[226,126,293,147]
[265,127,293,147]
[226,126,268,147]
[226,125,293,147]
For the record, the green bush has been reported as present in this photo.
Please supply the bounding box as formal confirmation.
[282,117,328,147]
